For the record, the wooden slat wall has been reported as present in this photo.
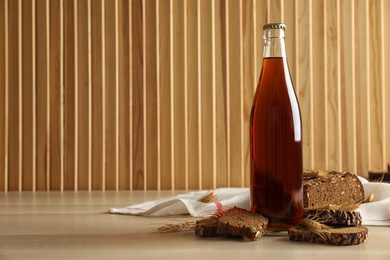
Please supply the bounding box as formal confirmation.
[1,0,389,191]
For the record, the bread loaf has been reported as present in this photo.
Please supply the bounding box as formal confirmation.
[288,225,368,246]
[303,170,364,209]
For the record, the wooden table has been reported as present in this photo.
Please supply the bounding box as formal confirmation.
[1,191,389,259]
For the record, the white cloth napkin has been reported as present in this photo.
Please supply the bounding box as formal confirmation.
[356,177,390,226]
[109,177,390,226]
[109,188,250,217]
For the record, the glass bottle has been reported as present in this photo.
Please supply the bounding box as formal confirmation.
[250,23,303,233]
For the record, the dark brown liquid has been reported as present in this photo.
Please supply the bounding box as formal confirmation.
[250,57,303,231]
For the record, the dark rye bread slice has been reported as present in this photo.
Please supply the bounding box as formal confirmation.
[304,209,362,227]
[217,207,268,241]
[195,217,219,237]
[303,171,365,209]
[195,207,269,241]
[288,225,368,246]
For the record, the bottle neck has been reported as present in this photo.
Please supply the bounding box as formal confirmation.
[263,29,286,58]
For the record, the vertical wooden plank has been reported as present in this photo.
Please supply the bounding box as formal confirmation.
[200,0,214,189]
[140,0,146,190]
[104,0,118,190]
[8,0,21,191]
[211,0,217,189]
[49,0,62,190]
[132,0,144,190]
[381,0,386,171]
[18,0,22,191]
[297,0,313,170]
[283,0,297,88]
[224,0,231,187]
[87,0,93,189]
[157,0,172,190]
[73,0,78,190]
[385,0,390,167]
[214,0,228,188]
[155,0,160,189]
[76,0,90,190]
[60,0,64,190]
[64,0,76,190]
[268,0,282,23]
[325,0,342,171]
[252,0,260,187]
[354,0,369,177]
[145,0,158,190]
[173,0,186,190]
[32,0,37,191]
[101,0,106,190]
[255,0,267,116]
[368,0,384,172]
[311,0,326,170]
[36,0,49,191]
[5,0,10,191]
[129,0,133,189]
[228,0,242,187]
[181,1,189,190]
[256,0,267,79]
[186,0,200,190]
[91,0,104,190]
[118,0,130,190]
[242,0,255,187]
[340,0,357,173]
[0,0,5,191]
[115,0,120,190]
[197,0,203,189]
[21,0,34,191]
[183,0,188,190]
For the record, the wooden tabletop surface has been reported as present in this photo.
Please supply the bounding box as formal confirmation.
[1,191,389,259]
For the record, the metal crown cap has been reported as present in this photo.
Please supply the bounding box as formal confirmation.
[263,23,287,30]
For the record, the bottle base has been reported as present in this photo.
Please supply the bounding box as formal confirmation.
[265,222,299,232]
[264,231,288,236]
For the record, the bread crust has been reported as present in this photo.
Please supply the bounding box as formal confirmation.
[304,209,362,227]
[195,217,219,237]
[288,225,368,246]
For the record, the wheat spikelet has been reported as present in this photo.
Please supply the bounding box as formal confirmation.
[154,208,225,234]
[197,190,216,203]
[325,203,361,211]
[303,170,328,178]
[301,212,331,241]
[154,220,197,233]
[301,215,332,241]
[365,174,384,203]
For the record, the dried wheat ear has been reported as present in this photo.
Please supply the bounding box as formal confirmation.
[152,190,217,234]
[154,221,197,234]
[197,190,216,203]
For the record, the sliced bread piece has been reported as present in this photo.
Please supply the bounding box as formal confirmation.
[303,170,364,209]
[288,225,368,246]
[216,207,268,241]
[195,217,219,237]
[304,209,362,227]
[195,207,269,241]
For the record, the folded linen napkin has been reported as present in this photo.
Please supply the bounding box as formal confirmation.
[357,177,390,226]
[109,188,250,217]
[109,177,390,226]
